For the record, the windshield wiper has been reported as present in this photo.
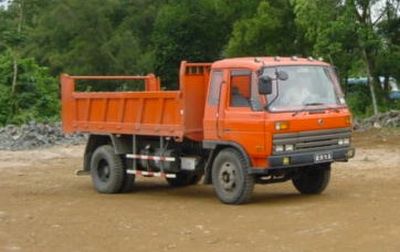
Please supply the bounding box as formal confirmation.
[305,102,325,106]
[292,102,340,117]
[292,103,322,117]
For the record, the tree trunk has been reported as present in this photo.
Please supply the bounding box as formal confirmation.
[10,0,24,118]
[361,48,379,115]
[11,55,18,96]
[17,0,24,33]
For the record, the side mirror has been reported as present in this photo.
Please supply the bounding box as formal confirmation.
[258,76,273,95]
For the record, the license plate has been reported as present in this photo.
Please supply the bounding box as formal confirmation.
[314,152,333,163]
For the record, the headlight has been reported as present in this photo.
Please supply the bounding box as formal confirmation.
[275,145,284,152]
[338,138,350,145]
[274,144,294,152]
[285,144,294,151]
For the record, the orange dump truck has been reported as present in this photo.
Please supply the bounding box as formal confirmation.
[61,57,355,204]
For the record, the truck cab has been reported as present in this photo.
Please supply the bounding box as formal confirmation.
[202,57,354,203]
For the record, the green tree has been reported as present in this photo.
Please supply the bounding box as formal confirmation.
[295,0,360,93]
[152,0,228,88]
[295,0,400,115]
[0,0,53,117]
[1,0,399,123]
[225,0,298,57]
[376,1,400,89]
[0,51,59,125]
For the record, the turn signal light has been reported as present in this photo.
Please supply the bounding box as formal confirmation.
[346,116,352,126]
[275,121,289,131]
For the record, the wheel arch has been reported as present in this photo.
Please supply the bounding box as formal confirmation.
[202,140,252,184]
[83,134,132,171]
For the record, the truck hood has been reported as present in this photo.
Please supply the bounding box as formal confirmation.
[265,107,352,133]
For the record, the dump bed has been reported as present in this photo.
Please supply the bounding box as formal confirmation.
[61,62,211,141]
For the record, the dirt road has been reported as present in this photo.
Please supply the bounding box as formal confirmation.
[1,129,400,252]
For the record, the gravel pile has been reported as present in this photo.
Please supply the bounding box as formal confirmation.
[0,122,86,150]
[354,111,400,131]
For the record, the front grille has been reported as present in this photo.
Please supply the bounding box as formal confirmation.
[273,128,352,154]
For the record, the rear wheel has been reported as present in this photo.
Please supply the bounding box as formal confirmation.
[119,158,135,193]
[90,145,125,193]
[119,171,135,193]
[292,164,331,194]
[211,148,254,204]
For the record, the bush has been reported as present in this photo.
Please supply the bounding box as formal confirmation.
[0,51,59,125]
[345,85,372,118]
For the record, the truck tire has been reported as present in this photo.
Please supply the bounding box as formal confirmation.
[211,148,254,204]
[90,145,124,193]
[166,171,202,187]
[118,158,135,193]
[292,164,331,194]
[119,172,135,193]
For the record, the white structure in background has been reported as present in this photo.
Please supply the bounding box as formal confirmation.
[347,77,400,100]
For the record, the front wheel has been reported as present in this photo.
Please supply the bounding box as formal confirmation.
[212,148,254,204]
[292,164,331,194]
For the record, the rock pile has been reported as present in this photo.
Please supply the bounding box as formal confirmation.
[354,111,400,131]
[0,122,86,150]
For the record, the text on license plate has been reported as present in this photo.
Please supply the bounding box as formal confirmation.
[314,152,333,163]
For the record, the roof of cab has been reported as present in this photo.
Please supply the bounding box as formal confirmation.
[211,57,330,70]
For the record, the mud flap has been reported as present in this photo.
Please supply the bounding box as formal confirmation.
[75,169,90,176]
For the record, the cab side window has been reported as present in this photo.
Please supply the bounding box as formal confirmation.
[230,70,251,107]
[208,71,223,106]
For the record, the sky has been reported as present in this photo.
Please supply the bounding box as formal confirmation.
[0,1,8,9]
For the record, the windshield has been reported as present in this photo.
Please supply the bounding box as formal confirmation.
[263,66,344,111]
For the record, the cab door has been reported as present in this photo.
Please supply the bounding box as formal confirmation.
[203,69,224,140]
[218,69,266,165]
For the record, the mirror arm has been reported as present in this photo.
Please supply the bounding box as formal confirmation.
[265,80,280,110]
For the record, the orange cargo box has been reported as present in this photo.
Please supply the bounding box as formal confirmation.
[61,62,211,141]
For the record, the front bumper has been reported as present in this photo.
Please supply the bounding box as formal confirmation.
[249,147,355,175]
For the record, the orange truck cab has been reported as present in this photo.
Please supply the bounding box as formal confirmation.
[61,57,355,204]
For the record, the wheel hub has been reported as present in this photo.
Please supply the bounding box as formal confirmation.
[219,162,237,191]
[98,160,111,182]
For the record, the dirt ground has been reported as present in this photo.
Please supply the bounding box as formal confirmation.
[0,129,400,252]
